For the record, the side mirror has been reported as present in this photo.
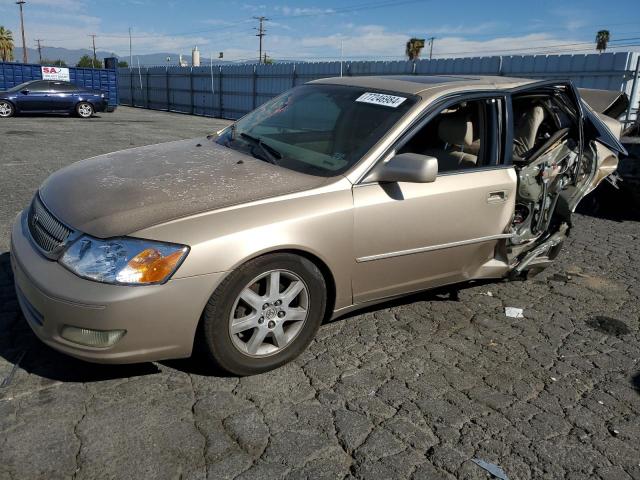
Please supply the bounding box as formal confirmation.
[365,153,438,184]
[20,89,29,95]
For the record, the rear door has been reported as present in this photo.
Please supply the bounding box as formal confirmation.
[351,94,516,303]
[48,81,77,111]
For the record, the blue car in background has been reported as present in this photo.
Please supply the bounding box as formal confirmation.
[0,79,111,118]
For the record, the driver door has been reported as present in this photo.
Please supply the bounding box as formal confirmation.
[16,80,51,112]
[352,96,516,303]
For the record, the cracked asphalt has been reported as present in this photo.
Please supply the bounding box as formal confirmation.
[1,107,639,480]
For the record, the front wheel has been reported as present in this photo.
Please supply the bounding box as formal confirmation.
[0,101,15,118]
[200,253,327,376]
[76,102,94,118]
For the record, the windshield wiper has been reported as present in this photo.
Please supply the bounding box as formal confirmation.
[240,132,281,165]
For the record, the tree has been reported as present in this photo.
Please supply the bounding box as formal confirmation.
[0,26,15,62]
[76,54,102,68]
[117,60,128,67]
[596,30,610,53]
[41,58,67,67]
[405,38,425,61]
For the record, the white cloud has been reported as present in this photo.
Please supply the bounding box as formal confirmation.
[275,5,335,16]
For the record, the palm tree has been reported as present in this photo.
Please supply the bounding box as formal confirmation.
[405,38,425,61]
[0,26,15,62]
[596,30,610,53]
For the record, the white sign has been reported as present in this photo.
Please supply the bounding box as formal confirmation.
[41,66,70,81]
[356,92,407,108]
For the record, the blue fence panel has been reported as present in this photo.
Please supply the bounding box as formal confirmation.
[117,51,639,123]
[0,61,118,108]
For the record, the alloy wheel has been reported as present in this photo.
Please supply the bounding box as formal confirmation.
[0,101,13,117]
[77,103,93,118]
[229,269,309,357]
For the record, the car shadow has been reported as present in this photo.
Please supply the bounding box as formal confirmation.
[12,113,103,119]
[328,279,498,324]
[576,182,640,222]
[0,252,159,384]
[632,372,640,396]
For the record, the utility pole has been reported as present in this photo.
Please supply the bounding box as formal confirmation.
[253,16,268,64]
[89,34,97,67]
[129,27,132,66]
[35,38,42,63]
[428,36,435,60]
[16,1,28,63]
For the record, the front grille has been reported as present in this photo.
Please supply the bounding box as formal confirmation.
[28,195,72,254]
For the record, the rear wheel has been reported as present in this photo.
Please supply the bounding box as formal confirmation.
[0,101,14,118]
[76,102,94,118]
[200,253,326,376]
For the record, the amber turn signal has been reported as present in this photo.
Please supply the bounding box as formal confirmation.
[121,248,186,284]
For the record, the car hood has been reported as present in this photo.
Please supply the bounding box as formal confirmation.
[38,138,330,238]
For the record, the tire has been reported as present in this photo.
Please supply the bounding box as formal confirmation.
[200,253,327,376]
[76,102,94,118]
[0,100,14,118]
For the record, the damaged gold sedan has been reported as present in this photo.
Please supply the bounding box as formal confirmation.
[11,75,626,375]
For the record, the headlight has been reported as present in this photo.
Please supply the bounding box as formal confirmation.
[100,93,105,98]
[59,236,189,285]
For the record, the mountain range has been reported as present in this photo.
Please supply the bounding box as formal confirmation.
[12,46,236,67]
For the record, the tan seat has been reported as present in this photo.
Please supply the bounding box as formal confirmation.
[423,113,478,171]
[513,105,545,159]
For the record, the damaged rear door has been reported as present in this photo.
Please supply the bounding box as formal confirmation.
[507,80,626,276]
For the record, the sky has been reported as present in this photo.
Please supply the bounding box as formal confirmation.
[0,0,639,62]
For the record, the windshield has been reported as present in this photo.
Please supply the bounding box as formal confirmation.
[7,81,34,93]
[216,84,417,177]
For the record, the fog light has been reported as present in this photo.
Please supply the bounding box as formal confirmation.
[60,326,126,348]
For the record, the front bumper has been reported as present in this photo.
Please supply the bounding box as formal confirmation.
[10,212,226,364]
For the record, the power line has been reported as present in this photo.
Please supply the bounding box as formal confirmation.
[45,0,426,41]
[431,36,640,57]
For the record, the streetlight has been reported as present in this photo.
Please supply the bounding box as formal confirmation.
[16,1,28,63]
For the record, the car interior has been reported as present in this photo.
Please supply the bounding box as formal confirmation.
[398,100,490,172]
[508,87,583,254]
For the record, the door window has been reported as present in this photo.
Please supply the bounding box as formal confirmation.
[398,99,500,173]
[51,82,77,92]
[26,81,51,92]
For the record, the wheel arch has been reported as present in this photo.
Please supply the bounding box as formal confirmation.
[190,247,338,361]
[75,99,95,110]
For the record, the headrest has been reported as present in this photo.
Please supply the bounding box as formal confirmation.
[438,114,474,147]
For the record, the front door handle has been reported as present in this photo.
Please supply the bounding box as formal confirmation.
[487,190,507,204]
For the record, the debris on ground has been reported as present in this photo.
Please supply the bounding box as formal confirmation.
[0,350,26,389]
[505,307,524,318]
[471,458,510,480]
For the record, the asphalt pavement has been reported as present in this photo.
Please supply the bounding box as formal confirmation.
[0,107,638,480]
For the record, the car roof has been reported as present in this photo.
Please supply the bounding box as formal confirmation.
[309,74,536,97]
